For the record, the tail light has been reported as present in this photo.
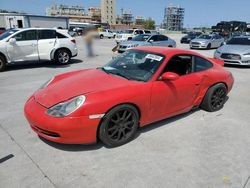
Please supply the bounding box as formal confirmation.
[71,39,76,44]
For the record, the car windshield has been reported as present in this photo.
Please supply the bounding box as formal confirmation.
[227,37,250,45]
[101,50,165,82]
[124,30,134,34]
[131,34,150,41]
[198,34,212,39]
[0,29,18,40]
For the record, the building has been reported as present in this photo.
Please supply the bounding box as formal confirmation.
[88,7,101,23]
[101,0,116,25]
[135,16,145,25]
[46,4,86,17]
[162,5,184,31]
[0,13,69,29]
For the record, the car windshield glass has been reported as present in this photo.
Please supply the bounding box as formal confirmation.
[101,50,165,82]
[124,30,133,34]
[198,34,212,39]
[227,37,250,45]
[0,29,18,40]
[131,34,150,41]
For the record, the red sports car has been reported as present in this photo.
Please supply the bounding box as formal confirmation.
[24,47,234,147]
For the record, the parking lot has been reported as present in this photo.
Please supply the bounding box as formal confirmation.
[0,34,250,188]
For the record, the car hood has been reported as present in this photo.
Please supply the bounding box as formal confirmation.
[120,41,147,46]
[218,44,250,54]
[191,38,210,43]
[34,69,133,108]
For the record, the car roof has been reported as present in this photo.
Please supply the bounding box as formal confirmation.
[133,46,204,57]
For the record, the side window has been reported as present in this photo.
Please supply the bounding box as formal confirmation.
[38,30,56,40]
[195,56,213,72]
[56,32,67,39]
[164,55,192,76]
[144,30,151,34]
[13,30,37,41]
[149,35,159,42]
[138,30,144,34]
[158,35,168,41]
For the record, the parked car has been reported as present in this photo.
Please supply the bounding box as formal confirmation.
[190,34,224,49]
[98,29,116,39]
[214,35,250,66]
[0,28,78,71]
[180,32,202,43]
[24,47,234,147]
[118,34,176,53]
[115,29,147,43]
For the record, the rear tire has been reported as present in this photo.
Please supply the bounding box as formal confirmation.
[99,104,139,147]
[0,55,7,72]
[55,49,71,64]
[200,83,227,112]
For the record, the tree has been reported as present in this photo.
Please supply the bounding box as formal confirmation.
[143,18,155,30]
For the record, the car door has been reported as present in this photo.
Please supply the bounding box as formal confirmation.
[150,55,204,121]
[148,35,161,46]
[157,35,171,47]
[6,29,39,62]
[37,29,56,60]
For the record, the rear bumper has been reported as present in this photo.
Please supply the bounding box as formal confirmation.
[24,96,100,144]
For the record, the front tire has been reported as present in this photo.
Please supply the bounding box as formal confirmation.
[200,83,227,112]
[99,104,139,147]
[55,49,71,64]
[0,55,7,72]
[100,35,104,39]
[207,43,211,50]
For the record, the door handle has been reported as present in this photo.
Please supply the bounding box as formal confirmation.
[49,41,54,44]
[31,43,37,47]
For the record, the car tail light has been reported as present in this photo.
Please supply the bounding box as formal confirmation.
[71,39,76,44]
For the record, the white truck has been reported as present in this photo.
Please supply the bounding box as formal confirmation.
[115,29,151,44]
[98,29,116,39]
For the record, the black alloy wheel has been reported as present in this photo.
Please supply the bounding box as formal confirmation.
[99,104,139,147]
[200,83,227,112]
[210,87,227,111]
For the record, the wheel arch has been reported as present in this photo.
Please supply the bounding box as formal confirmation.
[96,102,141,140]
[52,47,72,60]
[0,52,7,63]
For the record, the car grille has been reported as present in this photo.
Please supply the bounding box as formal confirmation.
[221,53,241,60]
[191,42,200,45]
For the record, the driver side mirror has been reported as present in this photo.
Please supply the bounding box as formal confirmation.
[9,38,16,44]
[160,72,180,81]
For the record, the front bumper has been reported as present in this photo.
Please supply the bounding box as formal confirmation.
[24,96,100,144]
[214,54,250,66]
[190,43,208,49]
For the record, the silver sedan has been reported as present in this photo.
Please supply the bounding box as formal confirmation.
[214,36,250,66]
[118,34,176,53]
[190,34,224,49]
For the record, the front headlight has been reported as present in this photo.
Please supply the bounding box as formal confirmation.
[243,53,250,56]
[39,77,54,89]
[47,95,86,117]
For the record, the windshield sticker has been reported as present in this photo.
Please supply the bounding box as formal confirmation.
[145,54,163,61]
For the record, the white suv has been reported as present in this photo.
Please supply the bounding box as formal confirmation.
[0,28,78,71]
[115,29,150,44]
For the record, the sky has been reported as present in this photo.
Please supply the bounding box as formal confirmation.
[1,0,250,27]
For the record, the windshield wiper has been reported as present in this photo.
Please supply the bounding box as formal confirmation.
[112,72,131,80]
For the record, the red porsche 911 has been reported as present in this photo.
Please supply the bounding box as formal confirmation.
[24,47,234,147]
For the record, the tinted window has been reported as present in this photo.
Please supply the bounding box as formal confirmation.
[132,34,150,41]
[144,30,151,34]
[158,35,168,41]
[38,30,56,39]
[13,30,37,41]
[149,35,159,41]
[227,37,250,45]
[164,55,192,76]
[57,32,67,38]
[195,56,213,72]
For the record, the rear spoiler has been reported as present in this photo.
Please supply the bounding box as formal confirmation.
[208,58,224,66]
